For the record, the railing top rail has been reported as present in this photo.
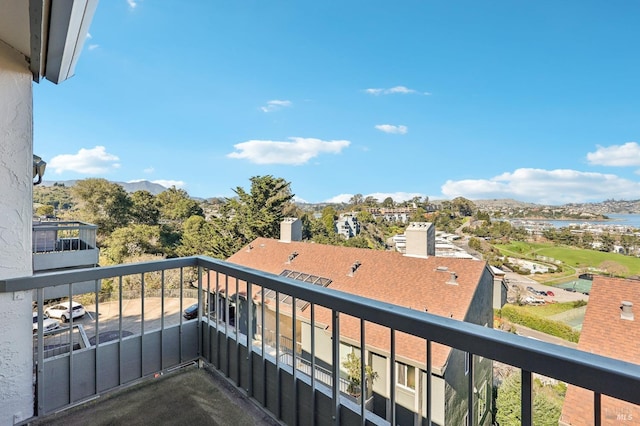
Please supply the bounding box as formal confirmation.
[33,221,99,230]
[0,257,199,291]
[3,255,639,405]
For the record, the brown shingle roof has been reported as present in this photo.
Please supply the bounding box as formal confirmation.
[560,276,640,425]
[220,237,490,370]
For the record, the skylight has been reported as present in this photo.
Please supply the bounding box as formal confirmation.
[259,269,332,310]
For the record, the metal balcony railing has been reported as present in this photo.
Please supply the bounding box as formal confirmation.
[2,255,640,425]
[32,220,98,254]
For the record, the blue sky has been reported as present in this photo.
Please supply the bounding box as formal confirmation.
[33,1,640,205]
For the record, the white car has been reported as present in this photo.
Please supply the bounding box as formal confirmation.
[45,301,85,323]
[33,312,60,334]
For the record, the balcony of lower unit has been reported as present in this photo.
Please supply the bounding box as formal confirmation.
[32,220,100,299]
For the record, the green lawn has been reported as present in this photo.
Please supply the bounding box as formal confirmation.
[495,241,640,277]
[516,301,585,318]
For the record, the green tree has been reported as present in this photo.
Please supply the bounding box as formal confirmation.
[130,190,161,225]
[72,178,132,235]
[356,210,375,223]
[101,224,165,264]
[382,197,394,208]
[408,207,427,222]
[156,187,203,221]
[176,216,218,257]
[349,194,364,206]
[599,233,615,252]
[35,205,54,217]
[364,196,379,207]
[496,372,565,426]
[451,197,476,217]
[210,175,295,258]
[320,206,338,235]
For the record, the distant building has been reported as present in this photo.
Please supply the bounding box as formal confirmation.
[335,213,360,239]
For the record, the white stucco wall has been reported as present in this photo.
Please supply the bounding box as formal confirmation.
[0,40,35,425]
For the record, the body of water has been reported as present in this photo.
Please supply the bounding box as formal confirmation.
[529,213,640,229]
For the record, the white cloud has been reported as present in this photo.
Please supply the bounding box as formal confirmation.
[143,167,155,174]
[441,168,640,205]
[586,142,640,167]
[88,44,99,51]
[151,180,185,189]
[260,99,292,113]
[325,194,353,203]
[227,137,350,165]
[127,0,138,9]
[375,124,408,134]
[364,86,428,95]
[49,146,120,175]
[86,33,92,39]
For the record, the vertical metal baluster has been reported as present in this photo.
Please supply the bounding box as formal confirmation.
[140,273,145,377]
[119,276,123,384]
[68,282,74,404]
[37,288,44,415]
[467,353,474,425]
[261,284,266,408]
[594,392,602,426]
[360,318,366,426]
[179,268,183,363]
[235,277,240,386]
[225,274,229,374]
[206,268,211,362]
[215,272,220,368]
[276,290,281,420]
[292,296,298,426]
[94,279,100,393]
[332,310,340,426]
[247,279,254,397]
[160,269,165,370]
[311,303,316,426]
[197,267,203,359]
[521,370,533,425]
[426,340,432,425]
[390,329,396,426]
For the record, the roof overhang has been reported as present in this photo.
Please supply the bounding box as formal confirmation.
[0,0,98,84]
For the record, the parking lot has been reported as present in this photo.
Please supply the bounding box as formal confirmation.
[39,296,199,347]
[505,271,589,304]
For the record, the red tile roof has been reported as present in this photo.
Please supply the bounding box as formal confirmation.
[219,237,490,370]
[560,276,640,425]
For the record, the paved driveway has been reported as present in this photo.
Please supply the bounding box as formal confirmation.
[63,297,198,341]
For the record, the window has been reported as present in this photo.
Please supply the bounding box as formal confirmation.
[396,362,415,390]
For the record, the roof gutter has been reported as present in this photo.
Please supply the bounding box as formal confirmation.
[29,0,99,84]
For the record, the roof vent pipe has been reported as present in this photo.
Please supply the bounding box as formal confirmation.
[621,301,634,321]
[348,261,362,277]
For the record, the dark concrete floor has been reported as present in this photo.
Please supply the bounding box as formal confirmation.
[25,363,281,426]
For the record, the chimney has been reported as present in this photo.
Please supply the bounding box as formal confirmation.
[403,222,435,258]
[280,217,302,243]
[620,301,634,321]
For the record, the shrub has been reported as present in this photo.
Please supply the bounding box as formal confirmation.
[498,305,580,343]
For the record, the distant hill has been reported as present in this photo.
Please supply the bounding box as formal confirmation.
[40,179,169,195]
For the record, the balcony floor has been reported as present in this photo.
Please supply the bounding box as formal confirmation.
[26,363,281,426]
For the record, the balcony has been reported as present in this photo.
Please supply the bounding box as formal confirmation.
[32,220,99,299]
[2,256,639,425]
